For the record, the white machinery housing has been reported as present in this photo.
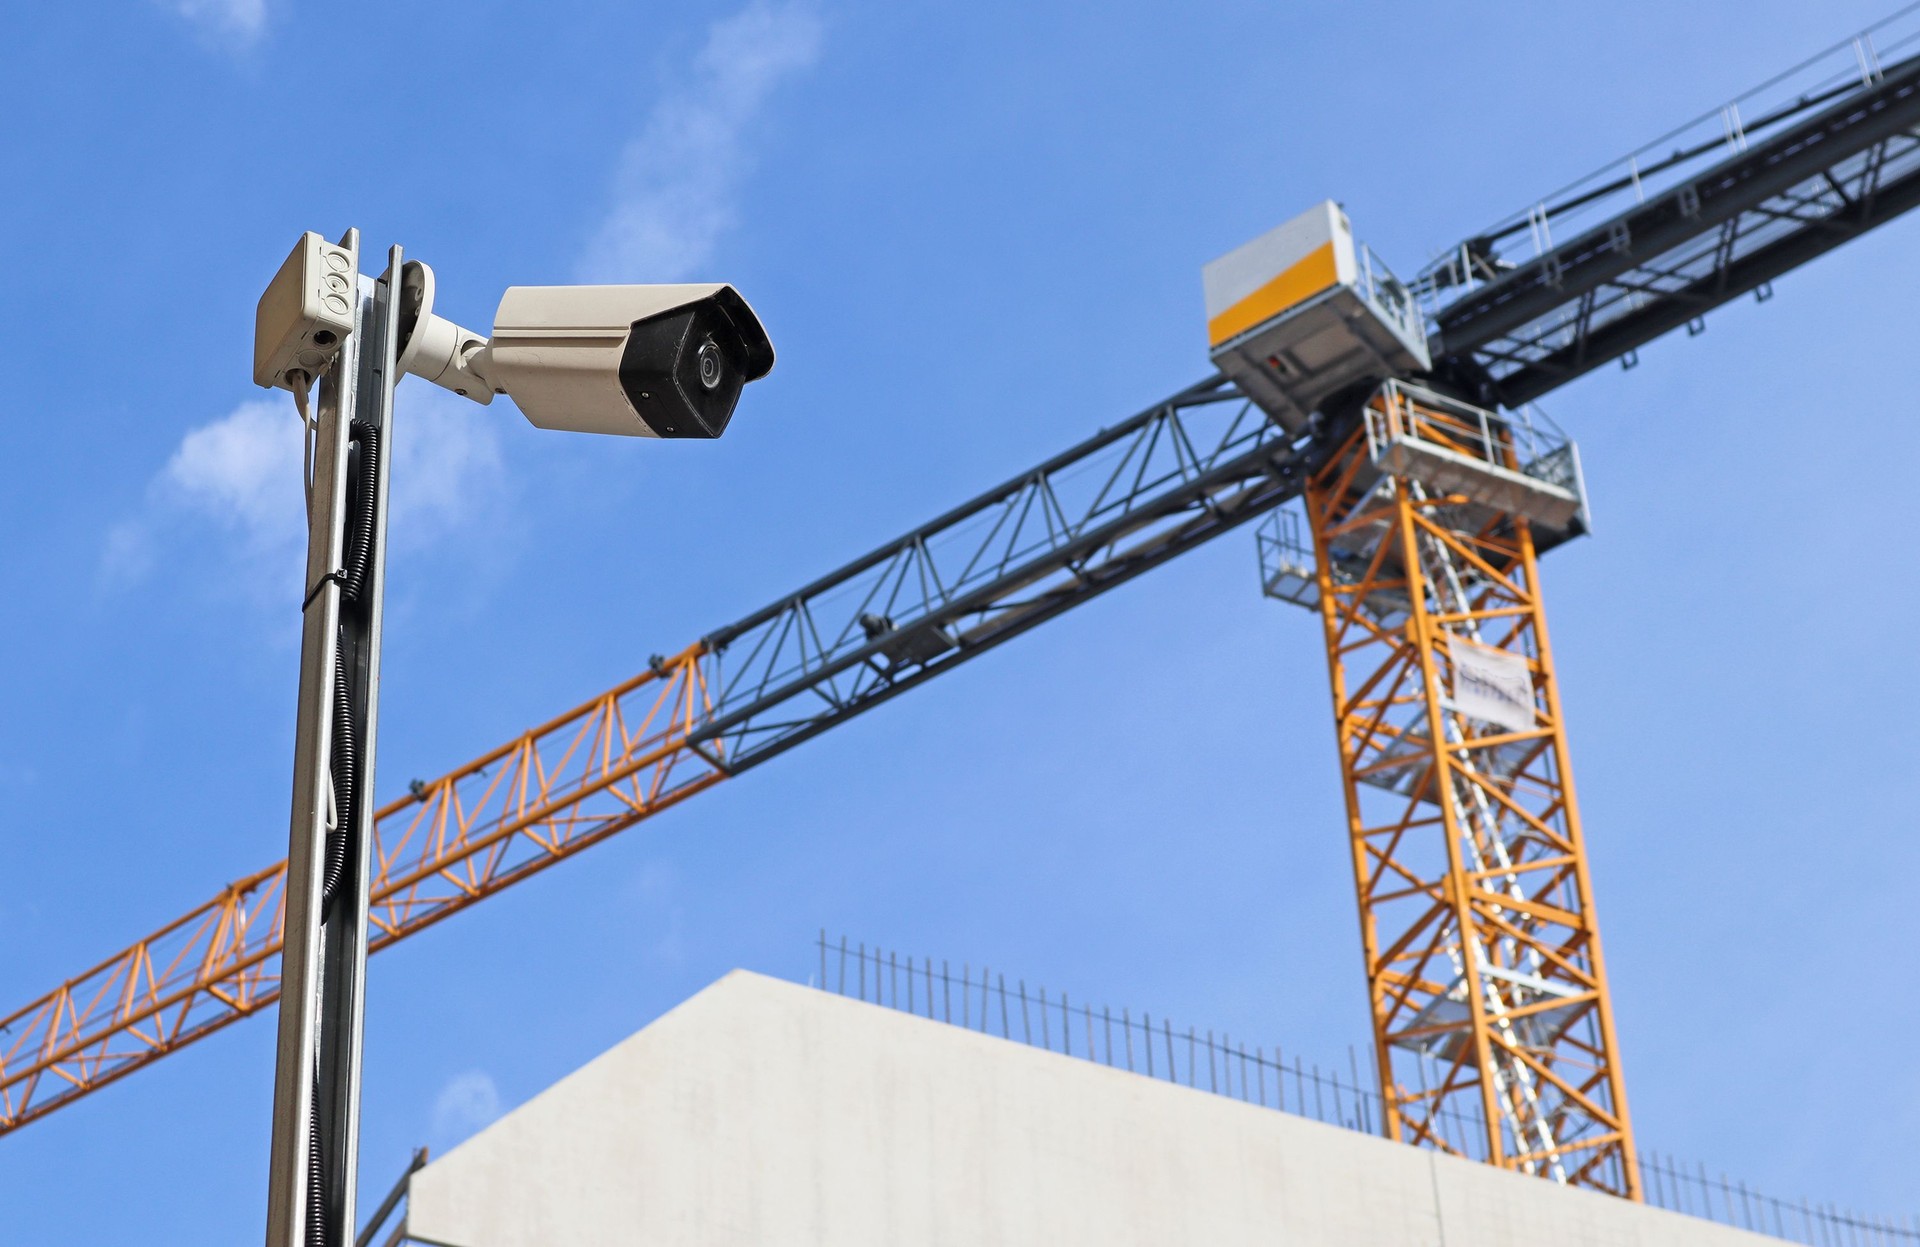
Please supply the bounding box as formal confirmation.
[1204,201,1430,432]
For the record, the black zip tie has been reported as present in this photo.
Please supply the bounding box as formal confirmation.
[301,570,348,612]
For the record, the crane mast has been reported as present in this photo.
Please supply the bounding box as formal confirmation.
[1206,15,1920,1190]
[1206,186,1633,1189]
[6,13,1920,1209]
[1264,386,1630,1192]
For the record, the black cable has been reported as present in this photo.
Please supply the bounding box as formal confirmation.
[307,1094,327,1247]
[323,418,381,907]
[310,416,382,1244]
[340,419,380,607]
[323,648,354,906]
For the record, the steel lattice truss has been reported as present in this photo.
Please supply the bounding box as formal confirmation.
[694,377,1323,769]
[1426,36,1920,406]
[0,651,725,1132]
[1303,396,1634,1195]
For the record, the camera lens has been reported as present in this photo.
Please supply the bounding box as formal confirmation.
[620,291,770,438]
[696,339,724,391]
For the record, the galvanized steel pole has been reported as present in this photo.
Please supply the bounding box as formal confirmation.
[264,237,400,1247]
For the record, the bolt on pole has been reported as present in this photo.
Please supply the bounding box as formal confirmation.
[264,236,400,1247]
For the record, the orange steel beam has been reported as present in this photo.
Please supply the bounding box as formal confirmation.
[0,644,723,1135]
[1303,388,1638,1196]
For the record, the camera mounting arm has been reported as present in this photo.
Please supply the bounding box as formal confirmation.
[394,260,498,403]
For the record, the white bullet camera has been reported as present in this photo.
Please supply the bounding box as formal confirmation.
[395,261,774,438]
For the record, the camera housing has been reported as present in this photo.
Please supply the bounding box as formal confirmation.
[490,284,773,439]
[394,266,775,439]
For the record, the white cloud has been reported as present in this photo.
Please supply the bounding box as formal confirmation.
[105,382,506,603]
[163,397,306,561]
[101,516,159,588]
[578,0,823,282]
[430,1069,503,1148]
[386,382,508,551]
[165,0,269,47]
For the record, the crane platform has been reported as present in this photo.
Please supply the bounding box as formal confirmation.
[1257,380,1588,616]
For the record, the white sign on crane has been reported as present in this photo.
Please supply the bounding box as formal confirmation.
[1447,635,1536,734]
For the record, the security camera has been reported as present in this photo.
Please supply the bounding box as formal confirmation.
[394,261,774,438]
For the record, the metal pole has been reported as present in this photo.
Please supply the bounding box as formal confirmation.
[265,237,400,1247]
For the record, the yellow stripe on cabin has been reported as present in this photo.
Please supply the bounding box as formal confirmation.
[1206,241,1340,347]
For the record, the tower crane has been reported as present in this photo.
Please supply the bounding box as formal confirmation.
[7,10,1920,1203]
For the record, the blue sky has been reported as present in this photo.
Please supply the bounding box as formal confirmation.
[3,0,1916,1239]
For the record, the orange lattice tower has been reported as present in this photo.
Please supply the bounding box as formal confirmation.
[1264,381,1638,1195]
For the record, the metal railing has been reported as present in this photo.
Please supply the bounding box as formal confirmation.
[815,931,1402,1137]
[814,934,1920,1245]
[1415,2,1920,304]
[1362,379,1571,478]
[1255,506,1319,611]
[355,1147,426,1247]
[1355,241,1425,353]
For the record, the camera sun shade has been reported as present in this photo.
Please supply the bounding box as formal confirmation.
[619,287,775,438]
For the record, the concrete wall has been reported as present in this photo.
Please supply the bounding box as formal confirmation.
[406,971,1770,1247]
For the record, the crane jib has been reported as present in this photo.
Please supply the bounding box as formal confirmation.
[1432,51,1920,405]
[692,395,1338,772]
